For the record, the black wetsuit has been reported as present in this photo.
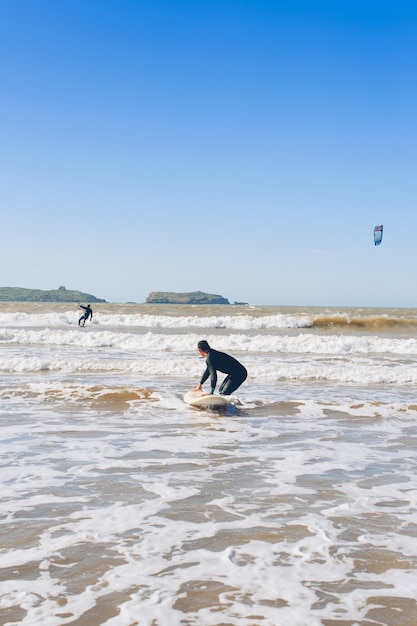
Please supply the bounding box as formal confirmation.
[78,305,93,326]
[200,348,247,395]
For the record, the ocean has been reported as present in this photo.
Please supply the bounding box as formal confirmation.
[1,302,417,626]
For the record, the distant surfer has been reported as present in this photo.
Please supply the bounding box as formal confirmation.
[78,303,93,326]
[194,340,247,395]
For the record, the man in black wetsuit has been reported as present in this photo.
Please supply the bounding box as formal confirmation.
[194,340,247,396]
[78,304,93,327]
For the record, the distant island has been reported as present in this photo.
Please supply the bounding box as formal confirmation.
[146,291,230,305]
[0,286,106,303]
[0,286,248,305]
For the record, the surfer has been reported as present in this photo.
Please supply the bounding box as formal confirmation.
[194,340,247,395]
[78,304,93,326]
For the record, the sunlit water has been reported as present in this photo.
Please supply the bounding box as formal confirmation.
[1,303,417,625]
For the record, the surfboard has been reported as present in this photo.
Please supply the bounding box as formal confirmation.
[183,390,230,409]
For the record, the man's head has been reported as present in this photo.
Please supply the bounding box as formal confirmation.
[197,340,210,355]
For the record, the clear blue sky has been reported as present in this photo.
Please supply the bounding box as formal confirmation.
[1,0,416,306]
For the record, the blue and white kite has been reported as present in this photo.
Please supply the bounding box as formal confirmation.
[374,225,383,246]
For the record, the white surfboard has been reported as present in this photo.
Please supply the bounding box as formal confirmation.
[183,390,230,409]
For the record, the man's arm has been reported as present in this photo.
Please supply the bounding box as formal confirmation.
[200,367,209,385]
[206,354,217,393]
[194,366,209,392]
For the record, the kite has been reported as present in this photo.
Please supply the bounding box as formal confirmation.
[374,225,383,246]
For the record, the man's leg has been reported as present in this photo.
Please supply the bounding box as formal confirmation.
[219,371,247,395]
[219,375,231,395]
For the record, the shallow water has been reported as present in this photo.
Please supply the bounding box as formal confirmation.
[1,303,417,625]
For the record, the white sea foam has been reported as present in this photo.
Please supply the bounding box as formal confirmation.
[2,396,417,625]
[1,325,417,386]
[0,310,312,330]
[1,303,417,625]
[2,325,417,355]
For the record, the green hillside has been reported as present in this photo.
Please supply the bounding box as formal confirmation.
[146,291,230,304]
[0,286,106,303]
